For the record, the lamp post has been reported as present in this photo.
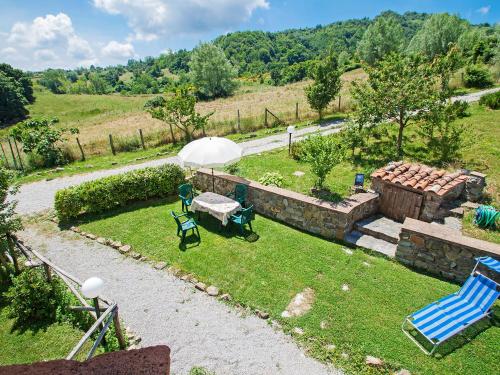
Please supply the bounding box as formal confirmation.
[82,277,106,345]
[287,126,295,155]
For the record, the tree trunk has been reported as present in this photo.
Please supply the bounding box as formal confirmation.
[169,124,176,144]
[397,121,404,158]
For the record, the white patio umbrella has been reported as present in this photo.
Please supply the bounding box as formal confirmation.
[178,137,243,191]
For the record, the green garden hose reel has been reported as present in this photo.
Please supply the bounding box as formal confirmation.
[474,205,499,230]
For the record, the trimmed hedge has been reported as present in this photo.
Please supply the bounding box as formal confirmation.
[55,164,185,220]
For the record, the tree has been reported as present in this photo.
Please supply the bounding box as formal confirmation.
[39,69,68,94]
[463,64,494,88]
[351,53,436,157]
[301,135,345,188]
[10,118,78,167]
[145,86,212,143]
[357,15,405,65]
[0,72,28,126]
[418,100,469,164]
[0,63,34,104]
[189,42,238,99]
[305,53,342,119]
[407,13,468,60]
[431,45,463,96]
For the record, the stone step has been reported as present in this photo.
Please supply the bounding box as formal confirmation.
[354,215,402,244]
[344,231,397,258]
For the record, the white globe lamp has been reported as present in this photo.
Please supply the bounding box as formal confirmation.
[81,277,104,299]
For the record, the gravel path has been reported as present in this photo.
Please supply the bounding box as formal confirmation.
[13,87,496,216]
[13,119,343,216]
[19,225,341,375]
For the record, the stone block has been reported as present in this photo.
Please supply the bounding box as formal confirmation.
[410,234,425,248]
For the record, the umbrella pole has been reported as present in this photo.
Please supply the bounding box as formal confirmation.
[212,168,215,193]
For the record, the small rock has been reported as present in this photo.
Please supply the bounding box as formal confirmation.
[365,355,384,367]
[180,274,190,281]
[119,245,131,254]
[362,261,371,267]
[257,310,269,319]
[154,262,167,270]
[195,282,207,291]
[342,247,353,255]
[131,336,142,344]
[293,171,305,177]
[139,256,147,262]
[130,252,141,260]
[325,344,336,351]
[395,370,411,375]
[55,167,65,172]
[110,240,123,249]
[220,293,232,301]
[190,278,198,284]
[341,352,349,360]
[51,217,59,223]
[86,234,96,240]
[96,237,107,244]
[25,259,42,268]
[169,267,181,276]
[320,320,329,330]
[206,285,219,296]
[127,344,140,350]
[80,232,87,237]
[292,327,304,336]
[70,226,81,233]
[341,284,350,292]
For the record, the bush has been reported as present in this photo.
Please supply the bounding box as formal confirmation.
[479,91,500,110]
[258,172,284,187]
[5,267,61,327]
[463,65,494,88]
[55,164,185,220]
[290,141,307,161]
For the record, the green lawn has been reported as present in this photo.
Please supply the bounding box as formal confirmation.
[0,297,89,365]
[76,198,500,375]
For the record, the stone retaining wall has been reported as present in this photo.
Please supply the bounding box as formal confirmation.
[194,169,379,240]
[396,218,500,283]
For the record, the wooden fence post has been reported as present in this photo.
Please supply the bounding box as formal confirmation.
[169,124,176,144]
[43,263,52,282]
[76,137,86,161]
[108,134,116,155]
[0,143,10,169]
[338,96,341,111]
[295,102,299,120]
[13,140,24,171]
[237,109,241,132]
[112,307,127,350]
[7,139,18,170]
[264,108,268,127]
[139,129,146,149]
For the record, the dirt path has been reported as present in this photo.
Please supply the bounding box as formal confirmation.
[19,224,341,375]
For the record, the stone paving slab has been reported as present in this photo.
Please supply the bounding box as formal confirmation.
[354,215,402,244]
[344,230,397,257]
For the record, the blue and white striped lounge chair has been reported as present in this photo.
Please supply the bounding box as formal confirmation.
[402,257,500,355]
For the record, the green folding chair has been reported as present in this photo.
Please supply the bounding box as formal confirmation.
[171,211,200,243]
[178,183,196,212]
[229,205,254,235]
[227,184,248,207]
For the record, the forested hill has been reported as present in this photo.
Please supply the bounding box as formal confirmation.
[214,11,429,76]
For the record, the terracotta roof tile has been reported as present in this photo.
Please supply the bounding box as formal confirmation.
[371,162,468,196]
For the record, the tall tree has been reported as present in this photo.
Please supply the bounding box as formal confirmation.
[407,13,468,60]
[0,72,28,126]
[357,15,405,65]
[351,53,436,157]
[305,53,342,119]
[0,63,34,104]
[189,42,237,99]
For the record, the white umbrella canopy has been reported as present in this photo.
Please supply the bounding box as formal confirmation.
[178,137,243,192]
[178,137,243,168]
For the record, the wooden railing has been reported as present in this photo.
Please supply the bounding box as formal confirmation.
[11,236,127,359]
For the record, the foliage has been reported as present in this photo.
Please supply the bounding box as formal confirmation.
[479,91,500,110]
[189,367,216,375]
[418,100,469,164]
[189,42,238,99]
[39,69,69,94]
[458,28,498,65]
[357,14,405,65]
[407,13,469,60]
[258,172,284,187]
[289,141,307,161]
[223,163,240,175]
[0,63,34,104]
[5,268,61,327]
[431,45,463,95]
[9,118,78,168]
[305,53,342,119]
[0,167,22,237]
[144,86,212,142]
[300,135,345,188]
[341,120,368,158]
[0,72,28,125]
[351,53,436,157]
[54,164,185,219]
[463,64,494,88]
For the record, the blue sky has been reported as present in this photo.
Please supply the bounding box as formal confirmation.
[0,0,497,71]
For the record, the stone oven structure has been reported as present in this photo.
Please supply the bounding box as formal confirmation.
[371,161,485,222]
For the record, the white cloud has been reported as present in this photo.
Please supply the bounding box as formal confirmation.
[477,6,491,15]
[93,0,269,40]
[101,40,136,59]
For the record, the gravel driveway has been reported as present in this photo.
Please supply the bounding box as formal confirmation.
[20,225,341,375]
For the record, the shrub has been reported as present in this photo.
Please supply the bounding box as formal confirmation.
[5,267,61,326]
[258,172,284,187]
[463,65,494,88]
[290,141,307,161]
[479,91,500,110]
[55,164,185,220]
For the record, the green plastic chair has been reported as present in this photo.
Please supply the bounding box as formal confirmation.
[171,211,200,243]
[227,184,248,207]
[178,183,196,212]
[230,205,254,234]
